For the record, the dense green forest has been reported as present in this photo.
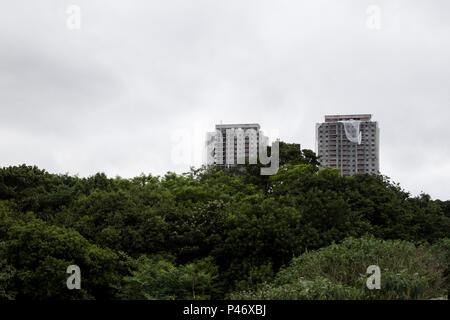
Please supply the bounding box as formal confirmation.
[0,142,449,300]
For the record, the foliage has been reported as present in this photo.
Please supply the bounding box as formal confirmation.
[0,143,448,299]
[120,255,219,300]
[0,241,16,300]
[230,237,448,300]
[0,202,126,299]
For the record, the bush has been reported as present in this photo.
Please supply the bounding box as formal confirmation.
[230,237,448,300]
[120,255,219,300]
[0,242,16,300]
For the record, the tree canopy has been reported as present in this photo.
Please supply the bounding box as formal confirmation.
[0,142,448,299]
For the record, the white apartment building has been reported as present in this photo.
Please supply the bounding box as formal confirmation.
[206,123,265,166]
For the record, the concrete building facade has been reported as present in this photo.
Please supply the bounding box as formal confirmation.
[206,123,264,167]
[315,114,380,175]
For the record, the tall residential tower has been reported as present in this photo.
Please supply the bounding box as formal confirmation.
[315,114,380,175]
[206,123,265,167]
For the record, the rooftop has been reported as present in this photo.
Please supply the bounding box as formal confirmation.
[215,123,260,129]
[324,114,372,122]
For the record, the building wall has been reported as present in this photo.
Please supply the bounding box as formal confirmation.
[316,115,380,175]
[207,123,261,167]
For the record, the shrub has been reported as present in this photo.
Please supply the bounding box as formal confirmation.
[230,237,448,300]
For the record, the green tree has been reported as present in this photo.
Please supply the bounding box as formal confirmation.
[120,255,219,300]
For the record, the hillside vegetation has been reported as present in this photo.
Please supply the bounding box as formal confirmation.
[230,237,449,299]
[0,143,449,299]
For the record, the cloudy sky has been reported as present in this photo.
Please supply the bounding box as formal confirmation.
[1,0,449,199]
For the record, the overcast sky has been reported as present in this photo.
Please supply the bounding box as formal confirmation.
[1,0,449,200]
